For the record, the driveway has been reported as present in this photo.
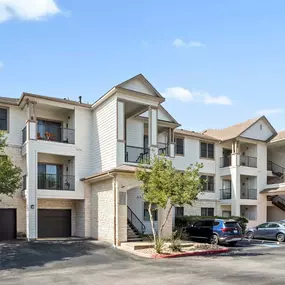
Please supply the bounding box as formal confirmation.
[1,239,285,285]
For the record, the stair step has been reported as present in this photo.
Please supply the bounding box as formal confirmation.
[127,238,143,242]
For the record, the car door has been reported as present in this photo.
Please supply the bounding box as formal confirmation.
[255,223,269,239]
[265,223,280,240]
[189,221,204,238]
[201,220,215,239]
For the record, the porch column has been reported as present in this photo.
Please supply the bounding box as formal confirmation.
[26,101,37,140]
[230,167,240,216]
[26,147,38,240]
[169,128,175,158]
[117,100,125,165]
[148,106,158,159]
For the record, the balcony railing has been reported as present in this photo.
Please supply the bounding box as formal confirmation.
[240,155,257,168]
[220,188,232,200]
[38,174,75,191]
[22,175,27,191]
[125,145,150,164]
[37,124,75,144]
[220,156,231,168]
[241,189,257,200]
[22,127,27,144]
[158,142,169,156]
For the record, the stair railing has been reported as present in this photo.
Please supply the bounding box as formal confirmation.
[127,206,146,235]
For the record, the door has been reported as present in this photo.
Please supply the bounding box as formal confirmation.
[0,209,16,240]
[255,223,269,239]
[38,164,63,190]
[189,221,204,238]
[265,223,280,240]
[38,209,71,238]
[201,220,215,239]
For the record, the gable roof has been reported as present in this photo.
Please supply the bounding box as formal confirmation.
[203,116,276,142]
[174,129,219,142]
[0,96,19,106]
[270,130,285,143]
[116,74,164,98]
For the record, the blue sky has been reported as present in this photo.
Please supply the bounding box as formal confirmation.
[1,1,285,131]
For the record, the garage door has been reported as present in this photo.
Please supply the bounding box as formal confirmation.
[38,209,71,238]
[0,209,16,241]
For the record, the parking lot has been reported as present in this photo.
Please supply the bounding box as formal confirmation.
[0,239,285,285]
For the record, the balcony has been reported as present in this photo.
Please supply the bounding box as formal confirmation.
[22,127,27,144]
[241,189,257,200]
[22,175,27,190]
[220,156,231,168]
[38,174,75,191]
[37,123,75,144]
[158,142,169,156]
[125,145,150,164]
[220,189,231,199]
[240,155,257,168]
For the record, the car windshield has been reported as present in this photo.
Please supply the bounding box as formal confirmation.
[224,222,240,228]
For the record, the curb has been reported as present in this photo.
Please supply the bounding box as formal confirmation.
[151,248,229,259]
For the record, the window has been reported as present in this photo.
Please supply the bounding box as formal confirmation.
[257,223,269,229]
[268,223,280,228]
[200,142,214,159]
[175,207,184,217]
[144,202,158,221]
[201,207,214,216]
[175,137,184,155]
[203,220,214,227]
[201,175,214,192]
[38,164,63,190]
[193,221,204,227]
[0,108,8,131]
[222,211,231,218]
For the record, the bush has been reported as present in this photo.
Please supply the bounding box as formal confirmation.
[169,231,182,252]
[154,238,165,254]
[175,215,249,233]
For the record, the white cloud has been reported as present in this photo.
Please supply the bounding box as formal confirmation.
[0,61,3,69]
[0,0,60,23]
[173,38,206,48]
[204,94,232,105]
[162,87,194,102]
[256,108,284,116]
[162,87,232,105]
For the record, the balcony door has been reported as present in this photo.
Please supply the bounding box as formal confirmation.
[38,164,63,190]
[37,120,62,142]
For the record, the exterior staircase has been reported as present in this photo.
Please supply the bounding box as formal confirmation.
[272,195,285,212]
[267,161,285,184]
[127,206,146,242]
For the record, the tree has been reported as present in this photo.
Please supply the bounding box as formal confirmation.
[136,156,204,247]
[0,132,22,197]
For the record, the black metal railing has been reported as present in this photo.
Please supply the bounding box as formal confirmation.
[220,188,232,199]
[272,196,285,211]
[268,160,285,176]
[125,145,150,164]
[241,189,257,200]
[22,175,27,191]
[267,175,285,185]
[22,127,27,144]
[220,156,231,168]
[37,124,75,144]
[127,206,146,235]
[240,155,257,168]
[38,174,75,191]
[158,142,169,156]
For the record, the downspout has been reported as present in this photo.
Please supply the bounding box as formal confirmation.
[107,172,117,247]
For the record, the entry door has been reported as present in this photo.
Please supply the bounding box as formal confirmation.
[38,164,63,190]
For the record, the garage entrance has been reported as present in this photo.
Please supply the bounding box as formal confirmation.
[38,209,71,238]
[0,209,16,240]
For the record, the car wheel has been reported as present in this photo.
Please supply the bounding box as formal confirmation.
[228,241,238,246]
[276,233,285,242]
[246,231,254,240]
[209,234,219,245]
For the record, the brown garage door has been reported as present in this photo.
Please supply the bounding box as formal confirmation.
[0,209,16,241]
[38,209,71,238]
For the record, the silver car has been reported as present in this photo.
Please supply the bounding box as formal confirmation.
[246,222,285,242]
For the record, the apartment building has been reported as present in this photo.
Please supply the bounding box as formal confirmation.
[1,74,285,244]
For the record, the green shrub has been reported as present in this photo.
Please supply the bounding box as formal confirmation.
[169,231,182,252]
[175,215,248,233]
[154,238,165,254]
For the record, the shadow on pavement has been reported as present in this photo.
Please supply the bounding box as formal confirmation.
[0,240,107,270]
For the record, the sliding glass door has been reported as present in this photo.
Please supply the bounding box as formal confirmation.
[38,164,63,190]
